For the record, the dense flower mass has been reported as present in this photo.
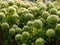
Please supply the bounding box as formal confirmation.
[0,0,60,45]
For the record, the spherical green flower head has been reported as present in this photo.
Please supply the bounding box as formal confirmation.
[12,5,18,11]
[33,20,43,29]
[47,15,59,24]
[17,8,29,15]
[7,6,16,15]
[22,26,30,32]
[27,21,33,27]
[50,8,57,15]
[46,2,54,9]
[26,13,34,20]
[0,1,8,8]
[32,6,39,12]
[42,11,50,19]
[29,2,37,6]
[8,1,14,6]
[0,8,7,13]
[46,2,52,7]
[28,7,34,13]
[28,6,38,14]
[36,1,44,7]
[12,25,18,29]
[46,29,55,37]
[15,34,22,41]
[21,44,27,45]
[25,2,31,8]
[57,7,60,11]
[31,42,35,45]
[40,5,47,11]
[19,1,26,7]
[22,32,30,40]
[56,24,60,30]
[0,13,5,20]
[1,22,10,30]
[57,11,60,17]
[11,14,19,19]
[16,28,22,34]
[49,3,55,9]
[16,2,20,7]
[9,28,16,36]
[17,1,24,7]
[21,8,29,13]
[40,18,46,25]
[36,38,45,45]
[53,1,58,6]
[55,24,60,37]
